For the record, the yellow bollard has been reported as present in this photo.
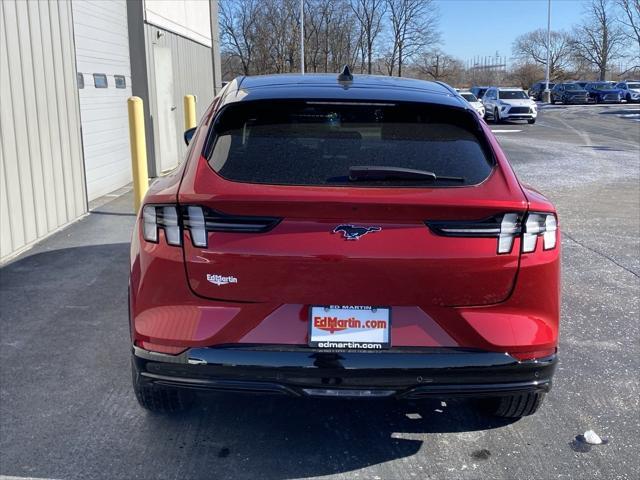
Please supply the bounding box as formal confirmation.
[184,95,196,130]
[127,97,149,212]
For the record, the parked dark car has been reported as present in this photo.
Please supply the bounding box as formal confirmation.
[470,86,490,100]
[585,82,624,103]
[528,82,555,101]
[572,81,590,89]
[550,83,590,104]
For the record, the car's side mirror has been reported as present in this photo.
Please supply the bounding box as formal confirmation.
[184,127,196,145]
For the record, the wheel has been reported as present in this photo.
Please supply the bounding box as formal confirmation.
[528,118,536,124]
[488,392,546,418]
[131,358,194,413]
[550,97,556,105]
[562,97,568,105]
[493,108,501,123]
[595,96,601,104]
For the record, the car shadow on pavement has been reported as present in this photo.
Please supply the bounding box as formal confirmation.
[136,393,516,479]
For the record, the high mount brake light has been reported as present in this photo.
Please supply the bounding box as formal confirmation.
[426,211,557,254]
[141,204,281,248]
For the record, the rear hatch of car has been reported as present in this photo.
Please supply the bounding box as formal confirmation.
[178,99,527,307]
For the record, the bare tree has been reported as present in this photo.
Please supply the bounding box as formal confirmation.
[513,29,573,80]
[507,62,546,90]
[219,0,261,75]
[350,0,386,74]
[417,50,463,83]
[385,0,440,77]
[617,0,640,68]
[571,0,625,80]
[303,1,357,73]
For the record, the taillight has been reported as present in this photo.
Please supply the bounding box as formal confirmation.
[142,205,181,246]
[182,206,280,248]
[185,206,207,247]
[426,211,557,254]
[522,213,557,252]
[141,204,281,247]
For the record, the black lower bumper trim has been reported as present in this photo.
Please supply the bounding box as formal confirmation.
[133,346,556,399]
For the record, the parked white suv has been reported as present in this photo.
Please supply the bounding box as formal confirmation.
[616,81,640,103]
[482,87,537,124]
[456,89,485,117]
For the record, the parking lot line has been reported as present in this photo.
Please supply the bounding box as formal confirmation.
[491,129,522,133]
[0,476,63,480]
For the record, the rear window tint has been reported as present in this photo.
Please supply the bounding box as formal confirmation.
[206,101,493,187]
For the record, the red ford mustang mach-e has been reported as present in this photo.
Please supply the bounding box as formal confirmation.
[129,70,560,417]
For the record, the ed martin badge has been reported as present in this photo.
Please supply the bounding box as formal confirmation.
[206,274,238,286]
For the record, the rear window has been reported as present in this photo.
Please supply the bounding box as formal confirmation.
[206,101,494,187]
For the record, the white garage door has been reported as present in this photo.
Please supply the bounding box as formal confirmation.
[72,0,131,201]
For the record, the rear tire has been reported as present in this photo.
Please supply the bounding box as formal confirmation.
[489,392,545,418]
[528,119,536,124]
[132,359,194,413]
[494,108,501,123]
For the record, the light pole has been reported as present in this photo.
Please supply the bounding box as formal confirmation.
[543,0,551,103]
[300,0,305,74]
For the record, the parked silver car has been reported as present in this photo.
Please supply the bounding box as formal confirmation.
[456,89,485,117]
[616,81,640,103]
[482,87,538,124]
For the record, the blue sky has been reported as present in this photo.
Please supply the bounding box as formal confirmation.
[438,0,585,61]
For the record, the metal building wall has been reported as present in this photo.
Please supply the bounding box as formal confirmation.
[0,0,86,261]
[73,0,132,201]
[144,23,214,176]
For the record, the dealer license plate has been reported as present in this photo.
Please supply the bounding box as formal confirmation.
[309,305,391,349]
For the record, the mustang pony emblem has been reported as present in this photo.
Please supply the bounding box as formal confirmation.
[333,225,382,240]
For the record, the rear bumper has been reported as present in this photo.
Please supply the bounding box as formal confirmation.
[133,346,557,399]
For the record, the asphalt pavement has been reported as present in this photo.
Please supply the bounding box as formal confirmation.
[1,104,639,480]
